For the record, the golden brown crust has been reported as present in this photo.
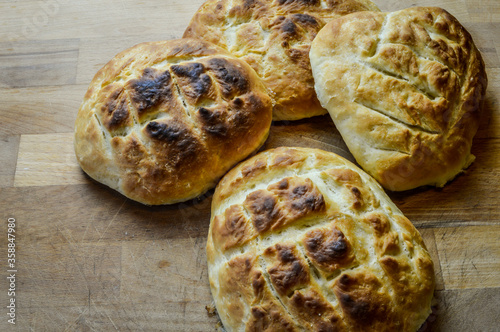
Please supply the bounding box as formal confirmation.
[74,39,272,205]
[207,147,435,331]
[310,7,488,191]
[184,0,380,121]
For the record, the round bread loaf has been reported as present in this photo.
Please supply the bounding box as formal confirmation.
[183,0,380,121]
[74,39,272,205]
[207,147,435,331]
[310,7,487,191]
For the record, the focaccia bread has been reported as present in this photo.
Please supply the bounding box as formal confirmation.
[184,0,379,121]
[207,147,435,331]
[74,39,272,205]
[310,7,487,191]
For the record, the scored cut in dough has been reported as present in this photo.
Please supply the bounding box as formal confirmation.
[184,0,380,121]
[74,39,272,205]
[208,147,435,331]
[310,7,487,191]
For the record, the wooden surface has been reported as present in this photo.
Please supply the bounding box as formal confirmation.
[0,0,499,330]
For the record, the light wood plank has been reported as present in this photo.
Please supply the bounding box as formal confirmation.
[0,39,79,88]
[434,226,500,289]
[9,302,218,331]
[0,184,212,246]
[17,241,122,308]
[466,0,500,22]
[14,132,87,186]
[0,0,205,43]
[0,84,87,135]
[419,229,445,291]
[377,0,471,21]
[120,238,212,304]
[0,135,20,187]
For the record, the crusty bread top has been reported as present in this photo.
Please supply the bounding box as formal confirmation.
[74,39,272,205]
[184,0,380,121]
[310,7,487,191]
[208,147,435,331]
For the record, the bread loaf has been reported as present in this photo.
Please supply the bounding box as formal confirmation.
[74,39,272,205]
[184,0,380,121]
[310,7,487,191]
[207,147,435,331]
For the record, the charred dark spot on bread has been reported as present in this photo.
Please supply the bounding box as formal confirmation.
[270,149,307,168]
[111,134,147,165]
[218,254,261,324]
[108,100,129,129]
[232,97,244,108]
[252,270,265,295]
[338,293,372,322]
[277,0,319,6]
[248,304,296,332]
[101,88,130,130]
[251,306,266,319]
[350,186,363,209]
[145,120,203,168]
[129,68,172,113]
[379,256,403,275]
[212,204,254,250]
[265,244,310,296]
[286,47,309,63]
[363,213,401,256]
[222,255,296,332]
[244,190,281,233]
[228,0,264,19]
[241,159,267,178]
[364,213,390,236]
[245,93,268,116]
[281,18,298,35]
[197,106,212,119]
[146,121,183,141]
[289,289,345,331]
[289,290,328,314]
[268,177,326,220]
[171,62,205,79]
[242,0,258,9]
[291,184,322,211]
[207,58,250,98]
[197,107,228,137]
[304,227,353,270]
[171,62,213,102]
[292,13,320,28]
[334,273,391,326]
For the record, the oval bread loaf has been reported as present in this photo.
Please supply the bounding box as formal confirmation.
[74,39,272,205]
[184,0,380,121]
[310,7,487,191]
[207,147,435,331]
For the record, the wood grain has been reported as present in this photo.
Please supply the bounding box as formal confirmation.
[0,0,499,331]
[435,226,500,290]
[14,132,86,187]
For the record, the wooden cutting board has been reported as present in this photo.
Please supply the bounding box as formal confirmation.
[1,0,499,330]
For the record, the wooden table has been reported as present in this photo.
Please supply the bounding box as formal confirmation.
[1,0,499,330]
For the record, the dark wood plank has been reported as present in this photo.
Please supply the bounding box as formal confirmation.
[429,288,500,331]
